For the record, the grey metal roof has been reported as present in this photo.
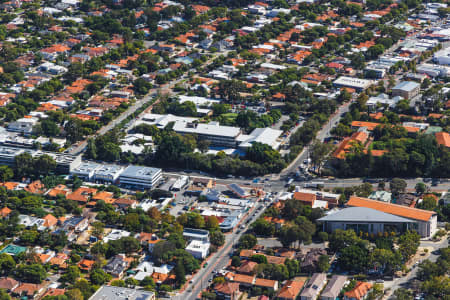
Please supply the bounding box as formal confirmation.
[318,207,415,223]
[119,165,161,179]
[393,81,420,92]
[89,286,154,300]
[321,275,347,298]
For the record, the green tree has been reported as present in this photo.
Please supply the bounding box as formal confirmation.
[393,288,413,300]
[90,268,112,285]
[0,253,15,276]
[415,182,427,194]
[398,231,420,261]
[317,255,330,272]
[239,234,257,249]
[34,154,57,176]
[174,259,186,285]
[251,218,275,237]
[210,231,225,247]
[40,119,60,137]
[91,221,105,238]
[14,152,34,178]
[205,216,219,230]
[421,276,450,299]
[390,178,407,197]
[133,78,152,95]
[338,244,369,272]
[0,289,10,300]
[15,264,47,283]
[231,256,241,267]
[417,195,437,211]
[309,139,334,174]
[0,166,13,182]
[60,266,81,284]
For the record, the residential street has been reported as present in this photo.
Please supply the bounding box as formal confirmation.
[385,237,449,299]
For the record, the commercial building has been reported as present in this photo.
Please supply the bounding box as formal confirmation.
[433,47,450,65]
[173,121,241,147]
[183,228,210,243]
[366,94,402,111]
[70,162,101,180]
[237,127,283,150]
[137,113,198,129]
[300,273,327,300]
[228,183,249,198]
[346,196,437,238]
[392,81,420,99]
[89,286,155,300]
[93,164,125,183]
[417,63,450,77]
[185,240,210,259]
[318,207,416,235]
[118,166,162,189]
[171,175,189,191]
[320,275,347,300]
[0,146,81,173]
[333,76,374,92]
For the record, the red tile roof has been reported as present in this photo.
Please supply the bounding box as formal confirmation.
[277,280,305,300]
[347,196,436,222]
[435,132,450,148]
[344,282,372,300]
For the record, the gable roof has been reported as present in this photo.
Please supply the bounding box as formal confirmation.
[344,281,372,300]
[277,280,305,300]
[321,275,347,298]
[238,260,258,274]
[293,192,316,203]
[13,283,42,296]
[214,282,240,295]
[435,132,450,148]
[43,214,58,227]
[0,277,19,290]
[0,207,12,217]
[347,196,436,222]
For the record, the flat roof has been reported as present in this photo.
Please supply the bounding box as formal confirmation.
[393,81,420,92]
[120,165,161,179]
[173,121,241,138]
[89,286,155,300]
[333,76,374,88]
[94,164,124,176]
[71,162,101,174]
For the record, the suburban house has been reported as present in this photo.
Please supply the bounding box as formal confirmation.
[300,273,327,300]
[277,279,305,300]
[214,282,241,300]
[344,282,372,300]
[320,275,348,300]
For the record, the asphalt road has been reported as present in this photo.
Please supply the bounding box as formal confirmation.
[173,201,268,300]
[280,100,352,177]
[385,237,449,299]
[68,92,157,155]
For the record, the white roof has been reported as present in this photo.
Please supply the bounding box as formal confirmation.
[237,127,283,149]
[334,76,375,89]
[139,113,198,129]
[260,63,287,70]
[104,229,130,242]
[178,95,221,107]
[173,121,241,138]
